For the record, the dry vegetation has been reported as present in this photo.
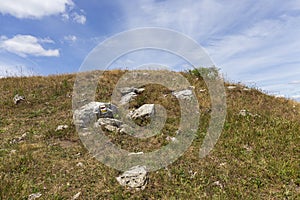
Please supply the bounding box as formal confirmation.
[0,70,299,199]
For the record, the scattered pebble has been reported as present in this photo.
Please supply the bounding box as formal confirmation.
[212,181,223,189]
[128,152,144,156]
[13,94,25,105]
[55,125,69,131]
[227,86,236,90]
[10,133,27,144]
[166,136,177,143]
[28,192,42,200]
[243,88,251,91]
[76,162,84,167]
[239,109,260,117]
[71,192,81,200]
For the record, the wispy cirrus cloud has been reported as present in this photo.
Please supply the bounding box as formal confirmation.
[118,0,300,99]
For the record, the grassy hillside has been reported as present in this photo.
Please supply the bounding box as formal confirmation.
[0,70,299,199]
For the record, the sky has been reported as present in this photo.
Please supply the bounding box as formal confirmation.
[0,0,300,101]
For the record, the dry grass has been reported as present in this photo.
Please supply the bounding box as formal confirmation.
[0,70,299,199]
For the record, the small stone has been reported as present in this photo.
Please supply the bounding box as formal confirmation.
[119,124,131,134]
[199,89,206,93]
[55,125,68,131]
[10,149,17,154]
[120,92,137,105]
[128,152,144,156]
[96,118,123,128]
[28,192,42,200]
[129,104,155,119]
[76,162,84,167]
[172,89,193,100]
[239,109,248,116]
[166,136,177,142]
[116,166,148,190]
[13,94,25,104]
[104,125,119,132]
[10,133,27,144]
[212,181,223,189]
[71,192,81,200]
[227,86,236,90]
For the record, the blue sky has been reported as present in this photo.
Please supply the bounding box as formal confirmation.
[0,0,300,100]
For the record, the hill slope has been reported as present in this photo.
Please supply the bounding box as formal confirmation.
[0,70,299,199]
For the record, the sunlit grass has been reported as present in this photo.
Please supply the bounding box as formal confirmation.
[0,70,299,199]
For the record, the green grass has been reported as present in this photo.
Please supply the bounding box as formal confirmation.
[0,70,299,199]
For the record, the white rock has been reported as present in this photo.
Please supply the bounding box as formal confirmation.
[227,86,236,90]
[71,192,81,200]
[128,152,144,156]
[120,92,137,105]
[116,166,148,190]
[239,109,248,116]
[28,192,42,200]
[129,104,155,119]
[199,89,206,93]
[119,124,131,134]
[104,125,119,132]
[76,162,84,167]
[55,125,68,131]
[239,109,260,117]
[119,87,145,95]
[172,89,193,100]
[73,102,118,128]
[96,118,123,128]
[212,181,223,189]
[10,133,27,144]
[13,94,25,104]
[166,136,177,142]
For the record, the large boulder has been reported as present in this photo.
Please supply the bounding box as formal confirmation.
[73,102,118,128]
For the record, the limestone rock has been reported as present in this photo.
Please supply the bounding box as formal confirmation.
[116,166,148,190]
[13,94,25,104]
[119,87,145,105]
[172,89,193,100]
[119,87,145,95]
[73,102,118,128]
[129,104,155,119]
[120,92,137,105]
[28,192,42,200]
[96,118,123,127]
[55,125,68,131]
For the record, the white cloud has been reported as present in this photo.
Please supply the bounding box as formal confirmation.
[64,35,77,42]
[0,0,74,19]
[0,35,59,57]
[289,81,300,85]
[0,0,87,24]
[72,12,86,24]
